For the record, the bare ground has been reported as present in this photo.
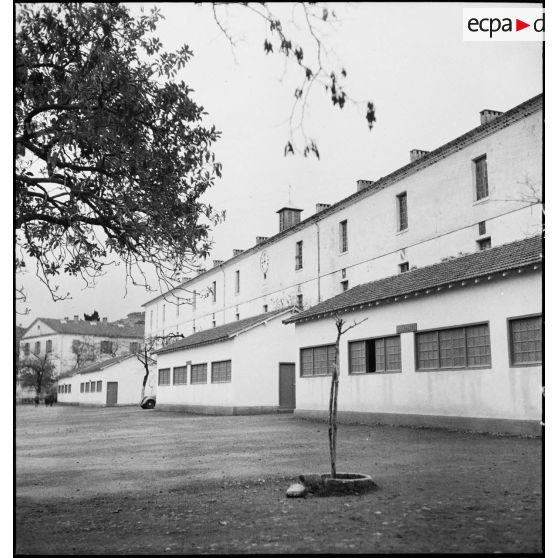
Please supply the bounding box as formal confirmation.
[16,405,542,554]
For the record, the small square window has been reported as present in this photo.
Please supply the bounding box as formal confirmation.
[399,262,409,273]
[340,280,349,292]
[477,237,491,251]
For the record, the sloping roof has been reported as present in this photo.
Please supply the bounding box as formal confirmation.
[143,93,542,307]
[155,307,295,355]
[61,353,138,377]
[284,235,542,324]
[23,318,144,339]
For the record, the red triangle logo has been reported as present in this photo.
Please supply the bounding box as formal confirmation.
[516,19,530,32]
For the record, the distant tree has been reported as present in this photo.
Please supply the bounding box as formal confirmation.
[328,314,366,478]
[15,3,375,308]
[71,336,99,369]
[18,353,57,397]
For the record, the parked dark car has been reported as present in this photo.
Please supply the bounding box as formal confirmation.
[140,395,156,409]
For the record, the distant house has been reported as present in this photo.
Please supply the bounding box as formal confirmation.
[57,354,155,407]
[19,313,144,378]
[154,307,298,415]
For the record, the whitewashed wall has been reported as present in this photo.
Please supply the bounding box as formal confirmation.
[292,272,541,422]
[144,107,542,339]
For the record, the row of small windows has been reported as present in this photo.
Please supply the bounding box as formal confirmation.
[158,360,232,386]
[300,315,541,377]
[23,340,53,356]
[57,384,71,394]
[80,380,103,393]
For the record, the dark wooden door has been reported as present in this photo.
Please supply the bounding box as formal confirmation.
[279,363,296,409]
[106,382,118,406]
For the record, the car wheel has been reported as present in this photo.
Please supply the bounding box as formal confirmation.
[145,399,155,409]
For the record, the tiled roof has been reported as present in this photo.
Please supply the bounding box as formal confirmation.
[65,354,137,376]
[284,235,542,324]
[156,307,294,355]
[143,93,542,307]
[23,318,144,339]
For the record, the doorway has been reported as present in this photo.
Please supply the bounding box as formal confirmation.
[106,382,118,406]
[278,363,296,409]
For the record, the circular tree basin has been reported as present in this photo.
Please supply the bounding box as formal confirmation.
[321,472,377,496]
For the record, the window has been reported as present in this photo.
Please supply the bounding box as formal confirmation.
[191,363,208,384]
[158,368,171,386]
[477,237,491,251]
[96,381,101,392]
[192,290,197,310]
[58,386,61,394]
[397,192,408,231]
[349,336,401,374]
[478,221,486,236]
[23,343,29,356]
[296,294,303,309]
[399,262,409,273]
[300,345,336,377]
[474,155,489,200]
[212,281,217,303]
[129,342,140,354]
[211,360,232,383]
[235,270,240,294]
[80,383,84,393]
[235,313,240,321]
[100,340,113,354]
[150,310,153,330]
[416,323,491,370]
[340,280,349,292]
[162,304,166,324]
[46,340,52,353]
[91,381,96,393]
[68,384,72,393]
[263,304,268,313]
[85,382,90,393]
[212,320,216,328]
[173,366,188,385]
[176,303,180,318]
[339,220,348,253]
[509,315,542,365]
[295,241,303,270]
[34,341,41,354]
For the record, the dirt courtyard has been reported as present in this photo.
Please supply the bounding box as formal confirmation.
[16,405,542,554]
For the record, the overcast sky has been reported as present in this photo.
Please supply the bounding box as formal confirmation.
[15,2,543,326]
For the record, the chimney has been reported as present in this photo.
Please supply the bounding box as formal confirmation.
[73,315,79,322]
[256,236,268,245]
[410,149,429,162]
[102,317,108,323]
[196,268,206,276]
[213,260,224,268]
[232,249,244,257]
[357,179,374,192]
[276,206,303,232]
[63,316,69,322]
[315,203,331,213]
[480,109,503,125]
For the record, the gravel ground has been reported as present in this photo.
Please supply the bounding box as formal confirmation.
[16,405,542,554]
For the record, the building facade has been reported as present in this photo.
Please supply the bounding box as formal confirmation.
[143,95,542,341]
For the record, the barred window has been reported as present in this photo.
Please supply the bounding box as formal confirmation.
[509,316,542,365]
[339,220,348,253]
[96,381,102,392]
[211,360,232,383]
[349,336,401,374]
[191,363,208,384]
[158,368,171,386]
[173,366,188,385]
[416,323,491,370]
[474,155,489,200]
[397,192,408,231]
[300,345,336,377]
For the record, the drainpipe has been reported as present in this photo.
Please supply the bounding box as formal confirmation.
[314,222,321,302]
[220,264,226,322]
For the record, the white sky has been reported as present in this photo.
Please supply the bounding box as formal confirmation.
[15,2,543,326]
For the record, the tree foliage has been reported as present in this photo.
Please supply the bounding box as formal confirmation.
[16,3,223,303]
[18,353,57,396]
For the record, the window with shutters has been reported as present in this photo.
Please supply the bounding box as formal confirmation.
[474,155,489,200]
[173,366,188,385]
[34,341,41,354]
[339,220,348,253]
[211,360,232,383]
[46,340,53,353]
[295,241,303,270]
[158,368,171,386]
[191,363,208,384]
[416,323,491,370]
[300,345,336,377]
[509,315,542,365]
[85,382,90,393]
[100,340,112,354]
[397,192,408,231]
[349,336,401,374]
[91,381,96,393]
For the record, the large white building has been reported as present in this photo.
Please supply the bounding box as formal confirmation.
[144,94,542,433]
